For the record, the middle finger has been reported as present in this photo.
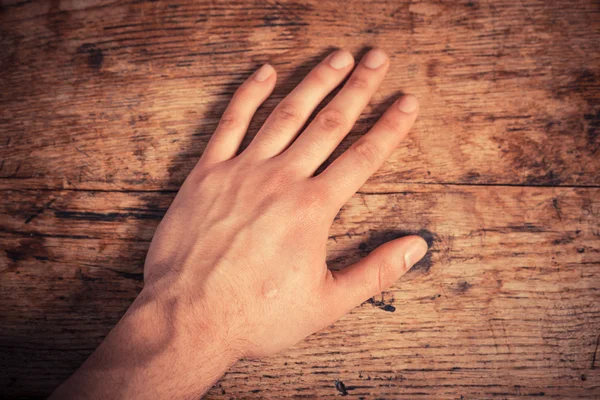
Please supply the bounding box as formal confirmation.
[280,49,390,175]
[244,50,355,159]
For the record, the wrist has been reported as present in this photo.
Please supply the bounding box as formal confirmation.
[133,285,245,364]
[52,287,240,399]
[134,281,248,361]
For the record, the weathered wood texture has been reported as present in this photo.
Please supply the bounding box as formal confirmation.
[0,0,599,398]
[1,186,599,398]
[1,0,599,190]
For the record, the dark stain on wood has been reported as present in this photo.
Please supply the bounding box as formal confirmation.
[426,59,439,79]
[552,236,574,245]
[54,210,162,221]
[334,380,349,396]
[584,110,599,154]
[592,334,600,369]
[24,199,55,224]
[76,268,100,283]
[108,268,144,282]
[76,43,104,71]
[5,237,47,270]
[453,280,472,294]
[365,296,396,313]
[462,171,482,183]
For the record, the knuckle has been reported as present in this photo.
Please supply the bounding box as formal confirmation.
[346,74,370,90]
[316,108,347,131]
[308,67,330,86]
[351,139,381,169]
[262,164,297,191]
[218,110,240,130]
[262,174,286,194]
[296,185,330,210]
[274,103,302,123]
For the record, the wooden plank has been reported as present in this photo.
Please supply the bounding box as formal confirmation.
[1,0,599,398]
[1,0,599,191]
[1,185,598,398]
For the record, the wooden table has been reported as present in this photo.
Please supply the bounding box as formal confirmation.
[1,0,599,398]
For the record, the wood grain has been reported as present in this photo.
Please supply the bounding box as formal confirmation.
[1,185,599,398]
[1,0,599,398]
[1,0,599,190]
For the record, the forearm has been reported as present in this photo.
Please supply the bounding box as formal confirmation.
[50,289,239,399]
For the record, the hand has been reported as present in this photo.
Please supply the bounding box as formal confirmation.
[52,48,428,399]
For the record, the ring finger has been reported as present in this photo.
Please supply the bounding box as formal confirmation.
[244,50,355,159]
[281,49,390,175]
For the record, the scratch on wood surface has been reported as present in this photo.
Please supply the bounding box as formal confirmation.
[24,199,55,224]
[592,333,600,369]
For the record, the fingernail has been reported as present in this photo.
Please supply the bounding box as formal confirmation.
[328,50,353,70]
[397,94,419,113]
[362,49,388,69]
[404,238,428,270]
[254,64,274,82]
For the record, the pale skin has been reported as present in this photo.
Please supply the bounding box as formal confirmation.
[50,48,428,399]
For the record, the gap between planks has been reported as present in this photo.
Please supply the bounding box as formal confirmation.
[1,180,599,194]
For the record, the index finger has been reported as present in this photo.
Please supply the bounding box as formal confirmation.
[314,95,419,208]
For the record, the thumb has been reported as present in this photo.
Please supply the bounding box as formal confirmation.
[328,235,428,317]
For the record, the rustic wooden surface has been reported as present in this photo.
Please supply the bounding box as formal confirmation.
[0,0,599,398]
